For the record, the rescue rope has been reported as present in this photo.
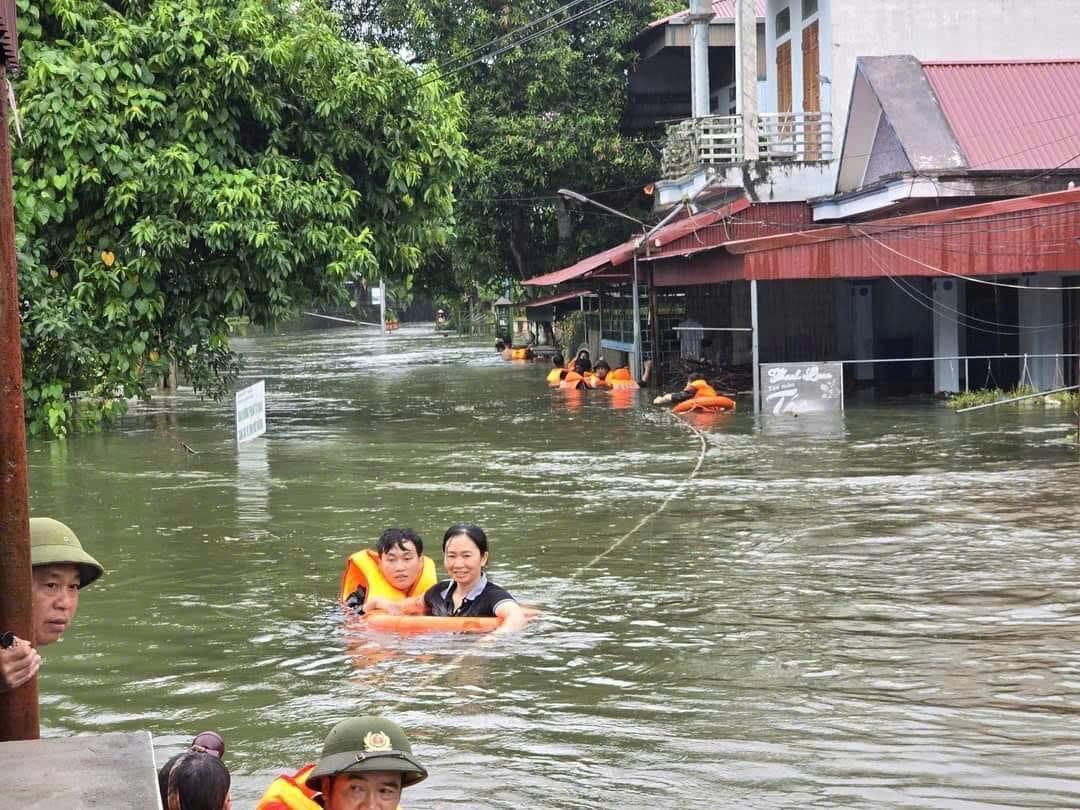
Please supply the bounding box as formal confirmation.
[571,414,709,578]
[395,412,711,693]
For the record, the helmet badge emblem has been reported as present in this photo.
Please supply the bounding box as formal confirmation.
[364,731,393,752]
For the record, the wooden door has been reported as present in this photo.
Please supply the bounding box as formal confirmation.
[801,20,820,160]
[775,40,792,156]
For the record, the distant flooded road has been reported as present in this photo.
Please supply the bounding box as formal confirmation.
[28,325,1080,808]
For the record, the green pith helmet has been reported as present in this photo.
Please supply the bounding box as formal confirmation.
[30,518,104,588]
[307,716,428,789]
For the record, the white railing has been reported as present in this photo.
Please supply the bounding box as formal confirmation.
[660,112,833,179]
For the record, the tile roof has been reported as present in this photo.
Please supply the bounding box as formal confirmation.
[923,60,1080,171]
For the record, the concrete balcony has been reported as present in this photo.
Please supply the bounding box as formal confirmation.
[656,111,835,206]
[661,111,833,178]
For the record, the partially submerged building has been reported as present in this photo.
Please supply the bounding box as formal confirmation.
[525,0,1080,406]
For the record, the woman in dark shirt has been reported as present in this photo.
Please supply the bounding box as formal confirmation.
[367,524,529,634]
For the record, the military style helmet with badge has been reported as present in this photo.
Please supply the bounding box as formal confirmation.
[30,517,104,588]
[307,716,428,788]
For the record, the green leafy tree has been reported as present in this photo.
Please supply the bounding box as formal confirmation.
[334,0,682,293]
[14,0,468,436]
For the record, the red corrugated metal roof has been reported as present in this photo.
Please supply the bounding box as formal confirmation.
[525,199,814,288]
[923,60,1080,171]
[524,290,595,308]
[722,187,1080,281]
[522,238,636,287]
[646,201,813,260]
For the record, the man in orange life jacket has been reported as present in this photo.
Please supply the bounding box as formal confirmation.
[340,529,437,613]
[652,377,718,407]
[256,716,427,810]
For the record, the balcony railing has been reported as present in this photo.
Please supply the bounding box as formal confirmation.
[660,112,833,179]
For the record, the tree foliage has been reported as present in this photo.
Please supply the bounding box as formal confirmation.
[334,0,683,293]
[14,0,468,435]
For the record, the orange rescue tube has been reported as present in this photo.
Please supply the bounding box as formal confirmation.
[673,395,736,413]
[559,370,584,389]
[510,347,532,361]
[363,613,502,635]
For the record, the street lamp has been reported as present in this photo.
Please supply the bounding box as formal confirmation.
[557,189,685,381]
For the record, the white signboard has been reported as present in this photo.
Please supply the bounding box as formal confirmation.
[235,380,266,444]
[760,362,844,415]
[370,286,383,305]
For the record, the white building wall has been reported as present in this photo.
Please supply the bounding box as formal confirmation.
[932,279,961,393]
[763,0,1080,192]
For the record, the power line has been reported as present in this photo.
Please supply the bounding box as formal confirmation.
[419,0,623,86]
[854,227,1080,292]
[421,0,599,77]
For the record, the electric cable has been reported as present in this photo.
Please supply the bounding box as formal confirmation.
[420,0,600,77]
[418,0,624,87]
[854,227,1080,292]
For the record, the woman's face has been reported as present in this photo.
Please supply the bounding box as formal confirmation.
[443,534,489,588]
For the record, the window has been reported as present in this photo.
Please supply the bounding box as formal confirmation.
[776,7,791,37]
[802,0,818,18]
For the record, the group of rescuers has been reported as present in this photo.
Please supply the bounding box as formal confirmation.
[0,518,527,809]
[547,348,723,408]
[497,340,724,411]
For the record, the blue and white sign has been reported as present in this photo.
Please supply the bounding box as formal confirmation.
[760,362,844,415]
[235,380,266,444]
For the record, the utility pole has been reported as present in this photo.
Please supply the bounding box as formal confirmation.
[0,68,38,741]
[689,0,712,118]
[735,0,759,160]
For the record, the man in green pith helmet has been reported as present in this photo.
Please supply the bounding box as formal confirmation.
[257,715,428,810]
[0,518,105,693]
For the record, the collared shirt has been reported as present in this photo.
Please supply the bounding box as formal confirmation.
[424,573,516,618]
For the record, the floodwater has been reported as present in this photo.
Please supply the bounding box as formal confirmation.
[27,325,1080,809]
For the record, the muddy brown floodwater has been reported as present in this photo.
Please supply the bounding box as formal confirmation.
[27,325,1080,808]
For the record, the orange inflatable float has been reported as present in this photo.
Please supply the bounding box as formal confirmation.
[673,395,736,413]
[510,347,532,361]
[363,613,502,635]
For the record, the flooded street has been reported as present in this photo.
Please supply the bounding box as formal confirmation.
[27,325,1080,808]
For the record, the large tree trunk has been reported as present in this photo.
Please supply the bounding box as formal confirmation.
[507,206,529,279]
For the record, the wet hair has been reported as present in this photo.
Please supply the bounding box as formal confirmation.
[574,350,592,373]
[552,353,565,367]
[494,339,506,351]
[594,358,610,372]
[159,752,230,810]
[376,528,423,557]
[442,523,489,556]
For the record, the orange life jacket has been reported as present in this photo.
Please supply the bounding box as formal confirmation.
[559,370,584,389]
[585,373,612,389]
[339,549,438,604]
[688,379,718,399]
[609,367,632,381]
[257,765,405,810]
[256,764,320,810]
[546,368,568,386]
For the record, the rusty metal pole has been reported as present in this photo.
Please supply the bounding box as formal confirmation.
[0,71,38,741]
